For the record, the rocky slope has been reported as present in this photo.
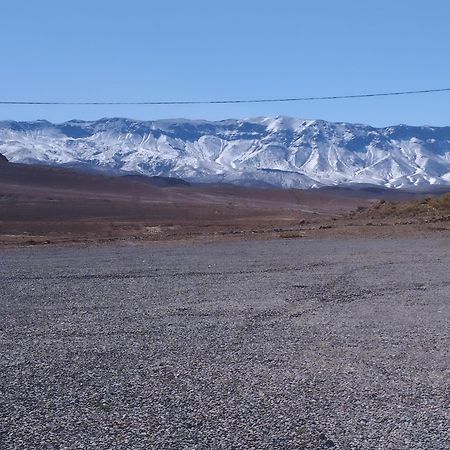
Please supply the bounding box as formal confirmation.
[1,117,449,188]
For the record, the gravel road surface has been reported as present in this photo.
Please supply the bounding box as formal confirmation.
[1,238,449,449]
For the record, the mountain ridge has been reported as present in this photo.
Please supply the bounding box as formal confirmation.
[1,116,449,189]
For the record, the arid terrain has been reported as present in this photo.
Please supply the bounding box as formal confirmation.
[2,237,449,449]
[1,160,450,449]
[1,160,449,246]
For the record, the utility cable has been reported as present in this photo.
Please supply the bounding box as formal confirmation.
[0,87,449,105]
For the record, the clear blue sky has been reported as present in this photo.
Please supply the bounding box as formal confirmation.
[1,0,449,126]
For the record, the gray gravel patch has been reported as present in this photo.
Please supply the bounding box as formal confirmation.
[1,238,449,449]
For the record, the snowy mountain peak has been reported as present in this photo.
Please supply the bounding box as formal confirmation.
[1,117,449,189]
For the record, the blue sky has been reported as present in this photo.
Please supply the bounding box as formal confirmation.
[1,0,449,126]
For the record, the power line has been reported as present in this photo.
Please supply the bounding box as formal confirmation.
[0,87,449,105]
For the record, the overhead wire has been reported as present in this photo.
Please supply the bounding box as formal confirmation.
[0,87,449,105]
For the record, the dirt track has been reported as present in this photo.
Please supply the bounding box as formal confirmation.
[1,238,449,449]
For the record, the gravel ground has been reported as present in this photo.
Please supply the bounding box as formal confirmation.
[1,238,449,449]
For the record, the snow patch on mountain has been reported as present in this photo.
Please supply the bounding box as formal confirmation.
[0,117,449,188]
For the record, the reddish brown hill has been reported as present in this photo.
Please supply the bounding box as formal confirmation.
[1,162,448,244]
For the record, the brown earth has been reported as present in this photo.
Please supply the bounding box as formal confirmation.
[0,162,449,246]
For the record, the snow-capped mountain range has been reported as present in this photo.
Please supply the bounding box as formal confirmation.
[1,116,449,189]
